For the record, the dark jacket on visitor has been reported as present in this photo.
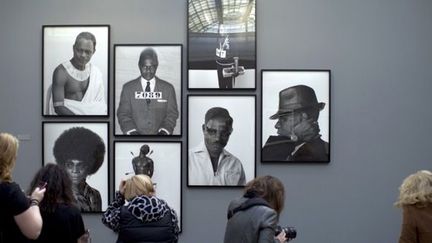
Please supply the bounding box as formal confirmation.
[399,204,432,243]
[224,196,279,243]
[102,192,179,243]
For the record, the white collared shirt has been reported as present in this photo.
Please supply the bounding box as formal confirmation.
[188,142,246,186]
[140,77,155,92]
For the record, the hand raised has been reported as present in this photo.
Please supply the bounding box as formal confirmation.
[293,118,319,142]
[30,186,46,202]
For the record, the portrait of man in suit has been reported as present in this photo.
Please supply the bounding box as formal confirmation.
[116,47,180,135]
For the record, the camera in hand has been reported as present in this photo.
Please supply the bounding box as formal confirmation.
[275,226,297,240]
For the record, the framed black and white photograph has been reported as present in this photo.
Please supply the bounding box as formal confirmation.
[114,44,182,136]
[42,25,110,117]
[188,95,256,187]
[114,141,182,230]
[187,0,256,89]
[42,121,109,213]
[261,70,330,163]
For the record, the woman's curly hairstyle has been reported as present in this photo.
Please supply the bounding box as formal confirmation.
[244,175,285,215]
[395,170,432,208]
[28,164,76,213]
[53,127,105,175]
[0,133,19,182]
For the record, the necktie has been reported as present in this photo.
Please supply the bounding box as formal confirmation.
[145,81,150,104]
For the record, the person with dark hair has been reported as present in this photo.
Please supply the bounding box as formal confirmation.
[117,47,179,135]
[49,31,107,115]
[53,126,105,212]
[395,170,432,243]
[262,85,329,162]
[0,133,46,242]
[102,175,179,243]
[188,107,245,186]
[28,164,88,243]
[132,144,154,177]
[224,175,289,243]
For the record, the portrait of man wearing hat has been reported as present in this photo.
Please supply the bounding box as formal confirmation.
[189,107,246,186]
[262,85,329,162]
[131,144,154,177]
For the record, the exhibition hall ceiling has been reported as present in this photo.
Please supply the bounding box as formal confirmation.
[189,0,255,33]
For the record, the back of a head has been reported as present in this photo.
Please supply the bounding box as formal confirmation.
[244,175,285,215]
[29,164,76,213]
[0,133,19,182]
[124,174,155,201]
[395,170,432,207]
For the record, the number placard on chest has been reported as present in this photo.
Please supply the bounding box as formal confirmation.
[134,91,162,99]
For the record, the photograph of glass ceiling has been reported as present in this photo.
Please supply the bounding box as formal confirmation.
[189,0,255,33]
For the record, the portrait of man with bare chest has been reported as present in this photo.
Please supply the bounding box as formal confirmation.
[43,26,109,116]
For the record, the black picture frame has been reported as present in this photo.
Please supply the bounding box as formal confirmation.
[187,95,256,187]
[261,69,331,163]
[42,121,109,213]
[113,44,183,136]
[113,141,182,231]
[42,25,110,117]
[187,0,256,90]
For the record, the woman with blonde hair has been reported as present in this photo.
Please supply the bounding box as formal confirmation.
[395,170,432,243]
[102,175,179,243]
[0,132,46,242]
[224,175,290,243]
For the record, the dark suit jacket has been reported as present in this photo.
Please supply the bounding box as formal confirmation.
[262,136,329,162]
[117,76,178,134]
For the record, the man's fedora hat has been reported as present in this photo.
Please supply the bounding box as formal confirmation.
[269,85,325,119]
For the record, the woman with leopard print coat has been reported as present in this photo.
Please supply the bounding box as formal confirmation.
[102,175,179,243]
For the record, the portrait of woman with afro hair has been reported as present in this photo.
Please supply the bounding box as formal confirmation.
[43,122,108,213]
